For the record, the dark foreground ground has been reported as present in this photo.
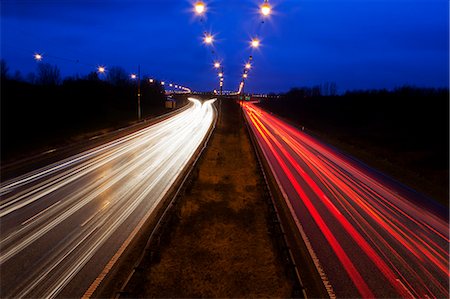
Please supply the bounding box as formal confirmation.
[122,99,293,298]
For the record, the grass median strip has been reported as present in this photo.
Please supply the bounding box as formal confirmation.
[125,99,293,298]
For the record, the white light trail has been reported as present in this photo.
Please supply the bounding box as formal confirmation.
[0,98,216,298]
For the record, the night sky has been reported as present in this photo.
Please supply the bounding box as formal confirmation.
[1,0,448,93]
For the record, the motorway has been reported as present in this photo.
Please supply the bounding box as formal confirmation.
[243,102,449,298]
[0,98,216,298]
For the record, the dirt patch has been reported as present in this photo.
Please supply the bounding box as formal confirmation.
[128,99,293,298]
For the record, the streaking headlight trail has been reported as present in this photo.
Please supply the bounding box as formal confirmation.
[0,98,216,298]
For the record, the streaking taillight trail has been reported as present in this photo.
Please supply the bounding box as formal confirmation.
[242,101,449,298]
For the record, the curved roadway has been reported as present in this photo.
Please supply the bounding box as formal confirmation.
[0,98,216,298]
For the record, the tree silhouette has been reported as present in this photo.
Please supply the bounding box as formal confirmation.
[106,66,128,86]
[85,71,100,81]
[1,59,9,79]
[329,82,337,96]
[36,63,61,85]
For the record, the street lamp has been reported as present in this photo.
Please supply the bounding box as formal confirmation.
[149,78,154,83]
[34,53,43,61]
[251,38,260,48]
[218,72,223,77]
[161,81,165,85]
[130,66,141,121]
[214,61,220,68]
[204,34,213,44]
[194,1,206,15]
[97,66,106,73]
[245,63,251,69]
[243,73,248,78]
[261,1,271,16]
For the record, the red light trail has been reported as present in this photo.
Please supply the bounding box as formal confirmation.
[242,101,449,298]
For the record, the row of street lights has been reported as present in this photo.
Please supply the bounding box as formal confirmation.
[32,52,191,121]
[194,1,225,94]
[193,1,271,95]
[33,52,190,91]
[237,0,272,95]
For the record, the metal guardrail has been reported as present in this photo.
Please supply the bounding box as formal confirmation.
[241,105,308,299]
[114,100,219,298]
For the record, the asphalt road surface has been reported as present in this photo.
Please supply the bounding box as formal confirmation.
[0,98,216,298]
[243,102,449,298]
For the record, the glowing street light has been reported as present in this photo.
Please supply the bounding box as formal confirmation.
[251,38,260,48]
[245,63,251,69]
[214,62,220,68]
[149,78,154,83]
[204,34,213,44]
[161,81,165,85]
[97,66,106,73]
[194,1,206,15]
[261,1,271,16]
[218,72,223,77]
[130,74,137,80]
[34,53,43,61]
[243,73,248,78]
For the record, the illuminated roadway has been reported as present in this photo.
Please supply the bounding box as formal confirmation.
[243,102,449,298]
[0,98,216,298]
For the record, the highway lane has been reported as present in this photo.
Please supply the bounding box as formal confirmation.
[0,98,216,298]
[243,102,449,298]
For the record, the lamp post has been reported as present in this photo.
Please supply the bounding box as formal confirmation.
[97,66,106,74]
[261,1,271,17]
[220,67,224,96]
[131,66,141,121]
[137,65,141,120]
[204,33,213,45]
[34,53,43,61]
[251,38,260,48]
[194,1,206,15]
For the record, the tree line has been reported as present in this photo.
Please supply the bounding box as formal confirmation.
[259,85,449,202]
[1,59,168,162]
[261,85,448,155]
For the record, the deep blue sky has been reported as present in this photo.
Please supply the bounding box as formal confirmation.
[1,0,448,93]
